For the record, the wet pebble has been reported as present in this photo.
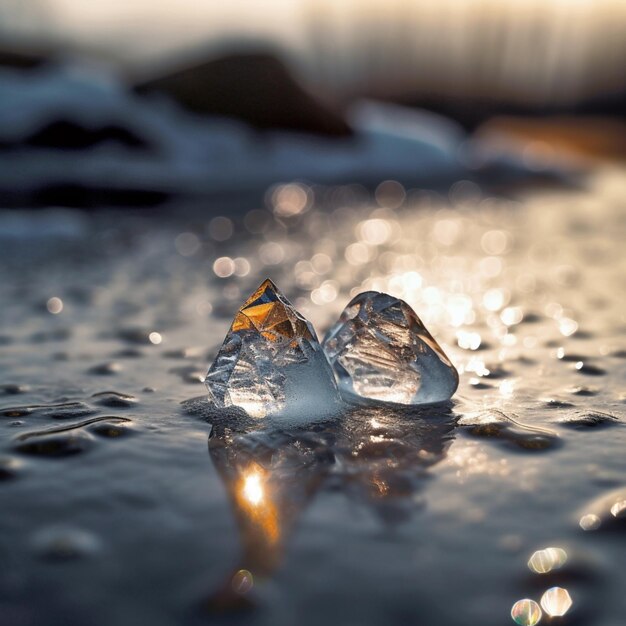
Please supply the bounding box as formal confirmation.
[31,525,101,560]
[0,401,96,420]
[554,410,620,429]
[90,391,138,408]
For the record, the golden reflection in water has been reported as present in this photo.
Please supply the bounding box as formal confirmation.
[235,464,279,547]
[207,407,456,608]
[242,468,263,506]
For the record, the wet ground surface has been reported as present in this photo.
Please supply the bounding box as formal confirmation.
[1,169,625,626]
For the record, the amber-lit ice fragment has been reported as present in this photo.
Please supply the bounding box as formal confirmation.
[323,291,459,405]
[205,279,340,422]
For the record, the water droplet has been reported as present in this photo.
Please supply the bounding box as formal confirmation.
[46,296,63,314]
[511,599,542,625]
[231,569,254,594]
[540,587,572,617]
[610,500,626,518]
[148,332,162,345]
[528,547,567,574]
[579,513,601,531]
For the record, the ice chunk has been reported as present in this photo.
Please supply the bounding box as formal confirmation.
[323,291,458,405]
[205,279,340,423]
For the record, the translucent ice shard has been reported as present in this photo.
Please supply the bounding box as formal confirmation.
[205,279,340,423]
[323,291,458,405]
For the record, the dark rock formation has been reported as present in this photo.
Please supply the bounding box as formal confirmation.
[134,52,353,138]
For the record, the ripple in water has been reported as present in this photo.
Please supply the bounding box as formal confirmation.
[90,391,138,408]
[553,410,621,429]
[459,410,559,451]
[0,455,23,480]
[31,525,101,560]
[14,430,95,457]
[0,401,96,420]
[13,416,132,457]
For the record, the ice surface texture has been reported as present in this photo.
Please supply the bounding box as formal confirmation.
[205,279,340,423]
[323,291,459,405]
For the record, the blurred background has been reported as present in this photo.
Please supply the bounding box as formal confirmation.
[0,0,624,208]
